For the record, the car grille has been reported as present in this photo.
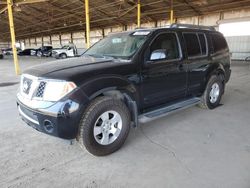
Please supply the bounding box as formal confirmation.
[20,75,46,99]
[36,81,46,97]
[22,77,33,94]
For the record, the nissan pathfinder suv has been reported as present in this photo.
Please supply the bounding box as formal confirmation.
[17,24,231,156]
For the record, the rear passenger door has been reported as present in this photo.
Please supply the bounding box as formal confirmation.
[183,32,209,97]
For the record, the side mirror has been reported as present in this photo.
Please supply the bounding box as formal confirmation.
[150,49,167,61]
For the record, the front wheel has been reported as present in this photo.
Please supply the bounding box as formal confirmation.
[59,53,67,59]
[199,75,224,109]
[37,51,42,57]
[78,96,131,156]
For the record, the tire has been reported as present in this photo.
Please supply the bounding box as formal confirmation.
[199,75,224,109]
[245,56,250,62]
[37,51,42,57]
[60,53,67,59]
[78,96,131,156]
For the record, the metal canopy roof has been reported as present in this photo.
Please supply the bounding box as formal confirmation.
[0,0,250,40]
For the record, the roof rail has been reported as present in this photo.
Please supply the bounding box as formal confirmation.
[170,23,216,31]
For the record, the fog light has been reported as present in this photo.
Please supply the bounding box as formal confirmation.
[43,120,54,133]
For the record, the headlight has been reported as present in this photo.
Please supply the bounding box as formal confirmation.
[43,80,77,102]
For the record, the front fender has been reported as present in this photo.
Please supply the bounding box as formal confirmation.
[79,75,139,104]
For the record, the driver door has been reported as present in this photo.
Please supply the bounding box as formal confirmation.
[67,47,74,57]
[141,32,187,108]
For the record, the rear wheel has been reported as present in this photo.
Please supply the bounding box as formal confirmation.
[199,75,224,109]
[78,96,131,156]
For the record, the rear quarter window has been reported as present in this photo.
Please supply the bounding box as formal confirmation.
[198,33,207,55]
[210,33,228,53]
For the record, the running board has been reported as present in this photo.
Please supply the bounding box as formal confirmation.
[139,97,200,124]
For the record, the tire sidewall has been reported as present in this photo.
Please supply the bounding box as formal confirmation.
[205,75,223,109]
[60,53,67,59]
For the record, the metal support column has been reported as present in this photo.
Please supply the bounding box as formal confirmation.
[7,0,20,75]
[137,0,141,28]
[170,0,174,24]
[85,0,90,48]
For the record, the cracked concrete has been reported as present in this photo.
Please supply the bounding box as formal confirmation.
[0,56,250,188]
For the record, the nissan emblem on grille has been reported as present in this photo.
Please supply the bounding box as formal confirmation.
[23,78,32,94]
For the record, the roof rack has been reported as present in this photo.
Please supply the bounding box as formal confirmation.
[170,23,216,31]
[135,27,150,30]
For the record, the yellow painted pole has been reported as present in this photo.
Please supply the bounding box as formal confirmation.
[85,0,90,48]
[137,0,141,28]
[7,0,20,75]
[170,0,174,24]
[170,10,174,24]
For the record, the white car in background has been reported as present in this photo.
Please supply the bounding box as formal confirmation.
[52,44,78,59]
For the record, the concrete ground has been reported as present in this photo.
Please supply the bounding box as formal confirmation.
[0,56,250,188]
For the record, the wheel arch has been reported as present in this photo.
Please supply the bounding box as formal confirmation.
[79,75,140,127]
[203,63,226,94]
[205,63,226,85]
[60,53,67,57]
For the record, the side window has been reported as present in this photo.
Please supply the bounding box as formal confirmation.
[149,33,180,61]
[183,33,201,57]
[183,33,208,58]
[211,33,228,53]
[198,33,207,55]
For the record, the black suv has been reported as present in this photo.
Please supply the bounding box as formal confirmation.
[36,46,53,57]
[17,24,231,156]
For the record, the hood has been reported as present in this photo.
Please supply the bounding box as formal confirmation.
[24,56,133,85]
[52,49,67,53]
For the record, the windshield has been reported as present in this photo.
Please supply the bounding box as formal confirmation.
[84,32,149,59]
[62,45,69,49]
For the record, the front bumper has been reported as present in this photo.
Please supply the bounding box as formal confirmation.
[17,89,89,139]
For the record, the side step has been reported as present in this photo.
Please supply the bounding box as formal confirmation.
[139,97,200,124]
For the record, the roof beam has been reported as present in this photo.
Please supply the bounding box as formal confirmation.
[181,0,202,15]
[15,0,49,5]
[0,6,7,14]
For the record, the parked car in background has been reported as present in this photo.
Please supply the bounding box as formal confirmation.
[30,49,39,56]
[52,44,78,59]
[36,46,53,57]
[0,49,3,59]
[2,48,21,55]
[18,48,35,56]
[2,48,12,55]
